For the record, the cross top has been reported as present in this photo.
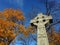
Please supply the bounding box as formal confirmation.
[30,13,52,27]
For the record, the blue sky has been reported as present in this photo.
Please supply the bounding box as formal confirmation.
[0,0,60,45]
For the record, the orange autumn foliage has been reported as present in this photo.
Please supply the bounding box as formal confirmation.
[0,19,16,30]
[0,8,35,45]
[0,42,5,45]
[48,27,60,45]
[27,26,36,34]
[3,8,25,21]
[0,8,25,45]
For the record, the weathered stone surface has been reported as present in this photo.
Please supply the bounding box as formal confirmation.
[30,13,52,45]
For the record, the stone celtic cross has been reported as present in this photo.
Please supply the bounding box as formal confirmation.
[30,13,52,45]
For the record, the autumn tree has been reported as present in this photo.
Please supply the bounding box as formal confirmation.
[0,8,35,45]
[47,27,60,45]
